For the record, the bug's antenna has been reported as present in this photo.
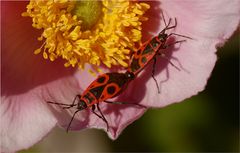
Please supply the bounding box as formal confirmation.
[47,101,74,107]
[161,11,167,27]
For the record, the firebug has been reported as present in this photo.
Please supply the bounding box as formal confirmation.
[47,71,145,131]
[128,15,192,93]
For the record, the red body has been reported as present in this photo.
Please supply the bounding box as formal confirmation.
[128,35,166,75]
[80,72,134,107]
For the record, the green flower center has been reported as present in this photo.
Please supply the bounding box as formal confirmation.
[72,1,102,30]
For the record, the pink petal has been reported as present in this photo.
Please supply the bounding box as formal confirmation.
[1,1,82,151]
[126,0,240,107]
[87,100,146,140]
[1,95,56,152]
[65,100,146,140]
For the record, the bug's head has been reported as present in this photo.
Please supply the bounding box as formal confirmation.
[158,32,168,42]
[77,100,87,110]
[125,71,135,80]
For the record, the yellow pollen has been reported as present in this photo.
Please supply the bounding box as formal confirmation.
[22,0,150,71]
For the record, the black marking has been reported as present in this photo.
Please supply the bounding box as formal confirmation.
[141,57,147,63]
[142,43,156,55]
[130,58,141,72]
[83,95,91,104]
[77,100,87,110]
[142,44,153,55]
[142,38,161,55]
[125,71,135,79]
[97,76,106,83]
[150,37,160,48]
[106,72,132,88]
[89,85,105,99]
[107,86,116,95]
[158,33,168,42]
[84,93,95,104]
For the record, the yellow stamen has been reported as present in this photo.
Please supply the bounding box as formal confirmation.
[22,0,150,71]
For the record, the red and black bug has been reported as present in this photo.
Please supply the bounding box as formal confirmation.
[48,71,144,131]
[47,15,191,132]
[128,16,192,93]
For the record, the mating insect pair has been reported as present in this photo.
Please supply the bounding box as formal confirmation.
[48,71,142,131]
[48,15,191,131]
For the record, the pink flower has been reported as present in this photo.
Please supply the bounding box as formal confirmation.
[1,0,239,152]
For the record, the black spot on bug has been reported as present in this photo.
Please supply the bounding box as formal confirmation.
[107,86,116,95]
[158,33,168,42]
[89,85,104,99]
[130,58,140,72]
[150,37,159,48]
[77,100,87,110]
[142,38,160,55]
[107,73,131,88]
[142,44,154,55]
[97,76,106,83]
[84,93,95,104]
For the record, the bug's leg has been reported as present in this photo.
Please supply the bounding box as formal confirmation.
[104,100,147,109]
[164,17,193,40]
[66,109,80,132]
[91,105,103,119]
[91,104,109,131]
[151,57,161,94]
[63,94,81,109]
[46,94,81,109]
[96,104,109,131]
[167,32,193,40]
[47,101,75,107]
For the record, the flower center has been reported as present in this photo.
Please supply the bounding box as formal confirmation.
[72,1,102,31]
[22,0,150,73]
